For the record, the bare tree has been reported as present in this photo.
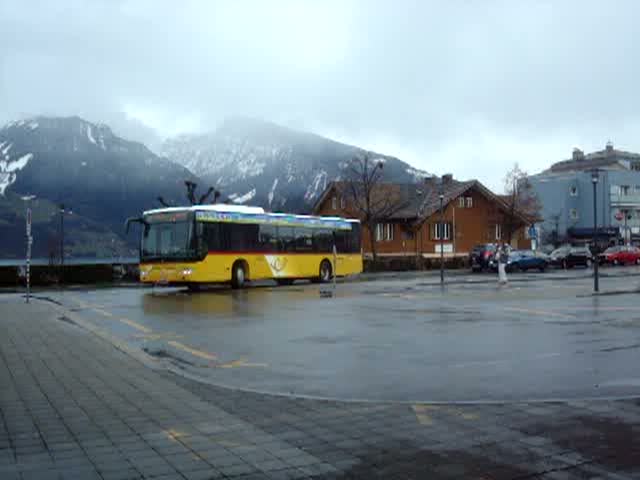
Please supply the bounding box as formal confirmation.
[157,196,172,208]
[158,182,219,208]
[341,153,405,262]
[502,163,542,244]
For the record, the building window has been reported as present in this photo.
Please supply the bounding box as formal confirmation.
[385,223,394,241]
[569,185,578,196]
[340,196,346,209]
[458,197,465,208]
[632,162,640,171]
[621,185,631,196]
[495,224,502,240]
[465,196,473,208]
[375,223,394,242]
[331,196,337,210]
[570,208,579,220]
[433,223,451,240]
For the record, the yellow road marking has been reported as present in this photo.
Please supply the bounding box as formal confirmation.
[164,429,186,443]
[218,357,268,368]
[71,296,153,334]
[444,406,478,420]
[411,404,437,425]
[118,317,151,333]
[132,332,181,340]
[167,341,217,361]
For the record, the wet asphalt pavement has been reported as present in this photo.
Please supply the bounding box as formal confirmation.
[40,267,640,403]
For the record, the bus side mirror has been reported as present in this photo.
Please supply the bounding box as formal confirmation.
[125,217,148,235]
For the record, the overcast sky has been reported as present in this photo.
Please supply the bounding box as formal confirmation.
[2,0,640,191]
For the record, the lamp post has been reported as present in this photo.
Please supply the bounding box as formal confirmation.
[591,171,599,293]
[59,204,72,283]
[22,195,36,303]
[439,186,445,286]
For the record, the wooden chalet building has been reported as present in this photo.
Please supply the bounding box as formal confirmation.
[313,175,532,257]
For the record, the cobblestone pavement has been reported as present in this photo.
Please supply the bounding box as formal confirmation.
[1,295,639,479]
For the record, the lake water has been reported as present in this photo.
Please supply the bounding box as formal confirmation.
[0,257,139,267]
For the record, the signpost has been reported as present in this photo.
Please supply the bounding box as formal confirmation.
[25,206,32,303]
[528,225,538,251]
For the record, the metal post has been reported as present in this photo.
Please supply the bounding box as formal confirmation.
[23,196,34,303]
[60,204,64,283]
[439,194,444,285]
[332,244,337,293]
[26,214,31,303]
[592,173,599,292]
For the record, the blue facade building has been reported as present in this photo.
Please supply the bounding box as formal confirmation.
[528,142,640,245]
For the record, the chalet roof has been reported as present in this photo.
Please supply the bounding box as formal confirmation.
[315,178,531,226]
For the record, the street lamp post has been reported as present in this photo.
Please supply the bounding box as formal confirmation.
[591,171,599,293]
[22,195,36,303]
[439,188,444,286]
[59,204,72,283]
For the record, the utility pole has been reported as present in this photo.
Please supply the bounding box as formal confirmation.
[439,184,445,286]
[591,171,599,293]
[59,204,64,282]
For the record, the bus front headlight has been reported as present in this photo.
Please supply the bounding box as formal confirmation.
[182,268,193,276]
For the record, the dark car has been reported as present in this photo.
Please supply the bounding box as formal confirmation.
[469,244,497,272]
[506,250,549,272]
[549,246,593,268]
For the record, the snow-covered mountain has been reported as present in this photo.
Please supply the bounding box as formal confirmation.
[0,116,195,258]
[162,117,430,212]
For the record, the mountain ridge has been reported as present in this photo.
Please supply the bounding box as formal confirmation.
[162,116,430,211]
[0,116,195,258]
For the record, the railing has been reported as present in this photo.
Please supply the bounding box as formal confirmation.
[610,193,640,205]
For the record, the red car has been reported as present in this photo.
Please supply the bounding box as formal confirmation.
[599,245,640,265]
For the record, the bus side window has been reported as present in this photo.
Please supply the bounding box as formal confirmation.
[295,227,313,252]
[202,222,223,251]
[259,224,278,252]
[229,223,259,251]
[349,224,361,253]
[278,227,295,253]
[334,230,348,253]
[313,229,333,253]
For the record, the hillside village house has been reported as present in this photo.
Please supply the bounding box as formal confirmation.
[313,175,532,258]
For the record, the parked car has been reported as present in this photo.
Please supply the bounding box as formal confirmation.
[598,245,640,265]
[549,246,593,268]
[505,250,549,272]
[469,244,497,272]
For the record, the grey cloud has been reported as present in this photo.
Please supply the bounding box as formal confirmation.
[2,0,639,189]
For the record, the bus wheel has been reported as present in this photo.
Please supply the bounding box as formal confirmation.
[232,262,247,289]
[319,260,333,283]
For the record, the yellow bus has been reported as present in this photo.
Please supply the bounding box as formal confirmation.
[127,204,362,289]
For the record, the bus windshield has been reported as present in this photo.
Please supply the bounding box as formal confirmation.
[141,212,196,261]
